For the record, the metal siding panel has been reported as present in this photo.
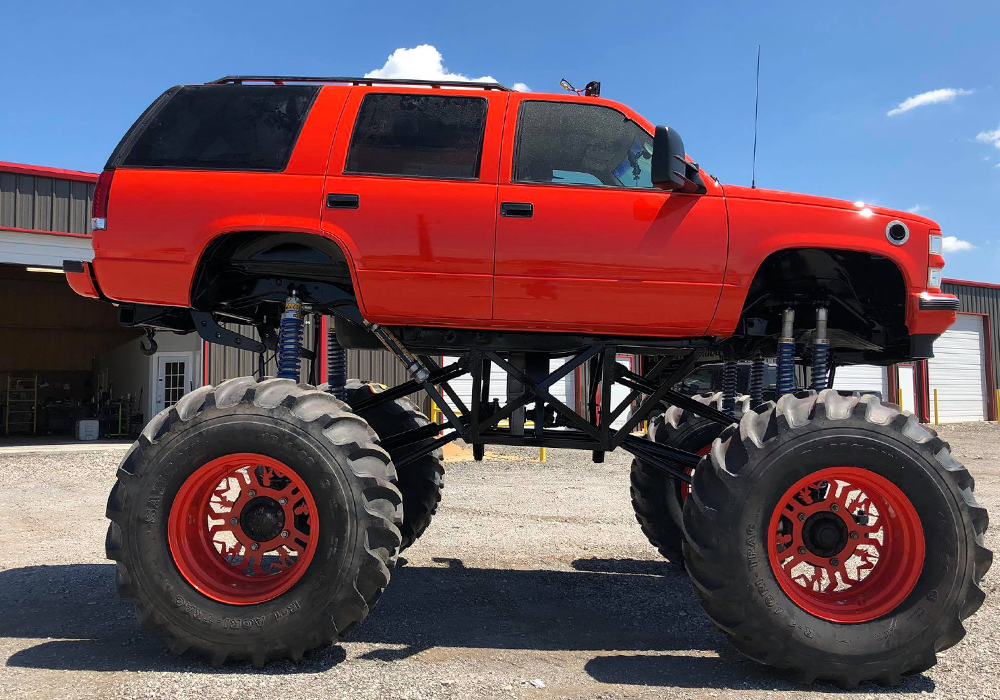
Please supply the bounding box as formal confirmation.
[33,177,53,231]
[0,173,15,228]
[69,180,88,233]
[86,183,95,235]
[15,175,34,229]
[51,178,70,231]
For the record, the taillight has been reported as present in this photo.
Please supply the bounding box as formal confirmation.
[91,169,114,231]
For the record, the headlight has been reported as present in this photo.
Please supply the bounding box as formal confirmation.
[928,268,942,288]
[929,234,942,255]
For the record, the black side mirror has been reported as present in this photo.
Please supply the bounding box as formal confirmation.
[651,125,706,194]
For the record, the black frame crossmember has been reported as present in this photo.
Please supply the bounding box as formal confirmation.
[360,336,739,482]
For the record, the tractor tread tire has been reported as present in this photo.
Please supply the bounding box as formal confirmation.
[343,379,444,551]
[683,389,992,687]
[630,392,745,564]
[105,377,402,667]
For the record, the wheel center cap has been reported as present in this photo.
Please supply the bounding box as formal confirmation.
[802,512,849,558]
[240,496,285,542]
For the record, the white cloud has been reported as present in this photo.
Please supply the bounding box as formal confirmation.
[976,124,1000,151]
[942,235,975,253]
[365,45,496,83]
[906,204,929,214]
[887,88,973,116]
[512,82,531,92]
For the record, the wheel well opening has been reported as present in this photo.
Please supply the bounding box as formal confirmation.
[739,248,908,357]
[190,231,356,317]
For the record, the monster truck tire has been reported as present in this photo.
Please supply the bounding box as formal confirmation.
[342,379,444,551]
[105,377,402,667]
[683,390,992,687]
[629,392,747,564]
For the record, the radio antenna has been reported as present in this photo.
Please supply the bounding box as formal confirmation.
[751,45,760,189]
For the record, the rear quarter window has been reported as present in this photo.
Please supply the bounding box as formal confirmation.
[345,93,488,179]
[121,85,318,171]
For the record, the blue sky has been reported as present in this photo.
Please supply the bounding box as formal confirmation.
[4,0,999,281]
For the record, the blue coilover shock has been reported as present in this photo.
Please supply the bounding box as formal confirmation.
[276,291,304,380]
[721,360,738,416]
[776,307,796,398]
[326,317,347,400]
[810,306,830,391]
[749,357,765,408]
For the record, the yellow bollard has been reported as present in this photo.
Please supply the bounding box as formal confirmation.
[897,387,904,410]
[539,447,547,462]
[933,388,939,426]
[430,400,440,424]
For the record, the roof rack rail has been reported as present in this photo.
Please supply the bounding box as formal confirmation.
[207,75,511,91]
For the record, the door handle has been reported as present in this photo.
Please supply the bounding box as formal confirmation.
[326,193,360,209]
[501,201,533,218]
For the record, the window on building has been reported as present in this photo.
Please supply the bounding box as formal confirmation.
[514,101,653,188]
[345,94,489,179]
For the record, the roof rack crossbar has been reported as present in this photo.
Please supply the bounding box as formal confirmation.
[207,75,511,91]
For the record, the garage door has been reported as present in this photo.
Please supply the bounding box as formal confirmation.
[928,314,988,423]
[833,364,887,398]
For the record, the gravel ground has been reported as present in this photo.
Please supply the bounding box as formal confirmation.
[0,422,996,700]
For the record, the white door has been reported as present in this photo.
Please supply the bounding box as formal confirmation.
[833,364,888,399]
[897,365,916,414]
[609,355,635,430]
[928,314,987,422]
[154,354,192,415]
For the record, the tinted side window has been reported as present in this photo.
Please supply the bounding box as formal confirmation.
[514,101,653,188]
[345,94,488,179]
[122,85,318,171]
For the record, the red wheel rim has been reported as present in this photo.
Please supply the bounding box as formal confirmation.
[767,467,925,623]
[168,453,318,605]
[679,445,712,502]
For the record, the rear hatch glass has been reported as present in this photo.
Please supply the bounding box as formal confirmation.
[114,85,318,171]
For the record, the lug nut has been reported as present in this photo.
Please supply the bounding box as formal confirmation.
[830,503,839,512]
[829,557,839,566]
[250,543,259,551]
[281,530,289,538]
[798,547,807,555]
[247,490,256,498]
[279,497,287,505]
[797,513,806,521]
[850,531,859,540]
[230,517,238,525]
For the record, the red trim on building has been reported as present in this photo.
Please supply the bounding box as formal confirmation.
[954,312,996,421]
[0,225,91,238]
[944,277,1000,291]
[0,161,98,183]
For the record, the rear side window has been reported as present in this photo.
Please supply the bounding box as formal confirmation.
[121,85,318,171]
[345,94,488,179]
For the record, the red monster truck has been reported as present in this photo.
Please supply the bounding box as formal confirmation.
[66,75,990,686]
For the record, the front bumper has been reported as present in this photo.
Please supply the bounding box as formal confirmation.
[918,292,960,312]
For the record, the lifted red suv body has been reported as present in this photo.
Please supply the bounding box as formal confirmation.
[67,76,956,359]
[72,78,988,685]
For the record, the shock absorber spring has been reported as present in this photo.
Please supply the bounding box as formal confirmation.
[276,291,304,380]
[776,308,796,398]
[749,357,765,408]
[721,360,738,416]
[811,306,830,391]
[326,317,347,400]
